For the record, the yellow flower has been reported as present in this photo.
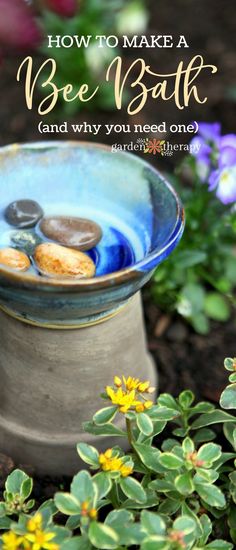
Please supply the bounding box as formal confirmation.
[81,501,89,513]
[100,455,123,472]
[120,465,133,477]
[137,381,150,392]
[89,508,98,520]
[25,530,58,550]
[122,376,140,391]
[99,448,113,466]
[109,375,154,395]
[80,501,98,520]
[105,387,140,413]
[122,377,152,393]
[106,376,154,414]
[25,513,59,550]
[114,376,122,387]
[27,514,43,533]
[135,400,153,413]
[144,400,153,410]
[99,449,133,477]
[2,531,23,550]
[135,403,145,413]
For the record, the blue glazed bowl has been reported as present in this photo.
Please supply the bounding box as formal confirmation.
[0,142,184,327]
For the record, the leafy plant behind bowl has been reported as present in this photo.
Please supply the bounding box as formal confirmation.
[150,123,236,334]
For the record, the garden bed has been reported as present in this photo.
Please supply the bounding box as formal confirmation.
[0,0,235,532]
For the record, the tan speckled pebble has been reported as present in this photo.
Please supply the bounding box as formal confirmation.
[0,248,30,271]
[34,243,96,278]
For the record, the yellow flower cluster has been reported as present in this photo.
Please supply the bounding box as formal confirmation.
[99,449,133,477]
[80,501,97,521]
[2,532,23,550]
[106,376,154,414]
[114,376,154,393]
[2,513,59,550]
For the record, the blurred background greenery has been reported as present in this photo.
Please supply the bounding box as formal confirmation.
[40,0,149,114]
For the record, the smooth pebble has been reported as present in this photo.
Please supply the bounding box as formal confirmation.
[11,231,43,255]
[34,243,96,278]
[5,200,44,229]
[40,216,102,251]
[0,248,30,271]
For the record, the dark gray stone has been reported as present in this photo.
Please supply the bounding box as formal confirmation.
[11,231,42,255]
[5,200,44,229]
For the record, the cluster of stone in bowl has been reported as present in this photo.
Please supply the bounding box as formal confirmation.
[0,200,103,278]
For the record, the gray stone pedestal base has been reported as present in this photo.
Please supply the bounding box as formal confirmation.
[0,292,156,476]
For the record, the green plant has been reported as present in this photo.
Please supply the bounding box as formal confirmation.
[150,154,236,334]
[0,358,236,549]
[39,0,148,115]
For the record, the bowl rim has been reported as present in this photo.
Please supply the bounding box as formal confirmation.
[0,141,185,290]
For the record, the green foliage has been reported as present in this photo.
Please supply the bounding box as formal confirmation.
[39,0,148,115]
[0,469,34,522]
[150,159,236,333]
[220,358,236,410]
[0,358,236,549]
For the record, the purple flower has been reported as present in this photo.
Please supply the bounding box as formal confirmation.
[191,122,236,204]
[198,122,221,142]
[219,145,236,168]
[191,123,220,169]
[209,167,236,204]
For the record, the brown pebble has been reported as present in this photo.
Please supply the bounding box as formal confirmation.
[0,248,30,271]
[34,243,96,278]
[40,216,102,251]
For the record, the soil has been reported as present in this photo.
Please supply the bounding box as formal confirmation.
[0,0,235,506]
[144,295,235,402]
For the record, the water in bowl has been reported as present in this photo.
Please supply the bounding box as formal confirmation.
[0,202,147,277]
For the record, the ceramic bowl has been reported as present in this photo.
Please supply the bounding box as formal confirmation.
[0,142,184,327]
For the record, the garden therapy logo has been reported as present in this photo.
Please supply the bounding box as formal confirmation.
[111,138,201,156]
[144,138,166,155]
